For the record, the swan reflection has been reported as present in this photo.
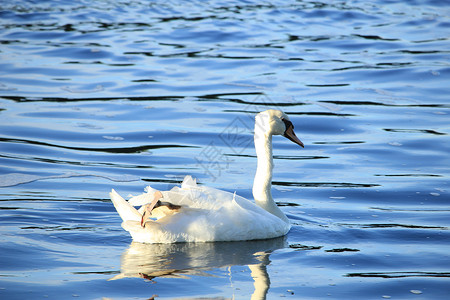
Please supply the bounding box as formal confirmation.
[111,237,287,299]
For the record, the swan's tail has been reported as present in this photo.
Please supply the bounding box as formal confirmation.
[110,189,142,222]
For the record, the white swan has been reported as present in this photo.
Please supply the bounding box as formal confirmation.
[110,109,304,243]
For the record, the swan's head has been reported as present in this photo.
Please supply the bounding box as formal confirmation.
[255,109,304,147]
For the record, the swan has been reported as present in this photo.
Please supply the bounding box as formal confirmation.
[110,109,304,243]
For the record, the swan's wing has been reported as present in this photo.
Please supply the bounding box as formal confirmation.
[128,186,159,206]
[181,175,197,188]
[164,179,237,211]
[115,175,255,219]
[127,192,152,206]
[127,176,196,208]
[110,189,142,222]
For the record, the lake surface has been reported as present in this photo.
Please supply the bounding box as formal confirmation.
[0,0,449,299]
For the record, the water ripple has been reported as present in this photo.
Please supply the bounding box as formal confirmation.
[0,1,449,299]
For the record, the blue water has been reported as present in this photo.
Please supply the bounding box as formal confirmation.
[1,0,449,299]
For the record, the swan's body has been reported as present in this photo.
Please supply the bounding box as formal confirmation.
[110,109,303,243]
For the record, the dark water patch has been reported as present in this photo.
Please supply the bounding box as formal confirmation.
[0,95,184,103]
[21,225,97,231]
[141,178,185,185]
[353,34,400,42]
[0,136,194,154]
[346,272,450,279]
[289,244,323,251]
[207,95,306,107]
[374,174,443,177]
[320,100,449,108]
[288,111,356,117]
[273,181,380,188]
[276,202,300,207]
[325,248,360,253]
[305,83,350,87]
[72,270,119,275]
[273,155,329,160]
[340,223,449,230]
[314,141,364,145]
[0,206,21,210]
[383,128,446,135]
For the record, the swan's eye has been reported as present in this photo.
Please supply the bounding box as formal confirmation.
[281,118,293,130]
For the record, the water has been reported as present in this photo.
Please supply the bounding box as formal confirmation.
[0,0,449,299]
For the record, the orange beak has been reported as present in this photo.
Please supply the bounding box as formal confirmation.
[284,124,304,148]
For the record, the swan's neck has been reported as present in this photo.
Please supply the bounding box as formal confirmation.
[252,130,289,223]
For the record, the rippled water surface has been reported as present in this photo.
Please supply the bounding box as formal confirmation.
[1,0,449,299]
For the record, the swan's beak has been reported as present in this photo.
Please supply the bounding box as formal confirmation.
[284,124,304,148]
